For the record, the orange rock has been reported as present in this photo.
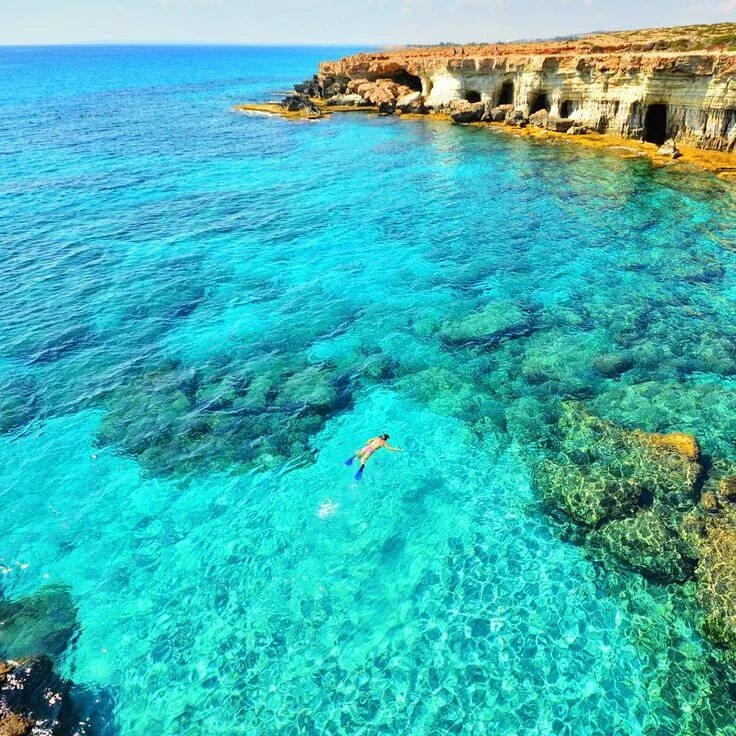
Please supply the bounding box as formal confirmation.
[634,430,700,461]
[0,714,32,736]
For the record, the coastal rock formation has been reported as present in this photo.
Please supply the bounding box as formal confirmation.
[504,109,529,128]
[448,99,485,123]
[324,93,370,108]
[281,94,322,119]
[658,137,683,158]
[484,104,512,122]
[0,656,84,735]
[545,116,575,133]
[346,79,414,108]
[313,24,736,151]
[0,584,113,736]
[529,109,549,128]
[395,91,424,114]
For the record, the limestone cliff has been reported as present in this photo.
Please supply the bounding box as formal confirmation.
[311,23,736,152]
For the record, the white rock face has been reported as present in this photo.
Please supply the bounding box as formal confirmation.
[421,56,736,150]
[320,50,736,151]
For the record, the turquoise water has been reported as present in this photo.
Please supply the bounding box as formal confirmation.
[2,45,736,734]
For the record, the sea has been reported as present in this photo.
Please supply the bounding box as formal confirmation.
[2,45,736,735]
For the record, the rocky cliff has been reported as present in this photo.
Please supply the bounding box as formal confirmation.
[308,23,736,152]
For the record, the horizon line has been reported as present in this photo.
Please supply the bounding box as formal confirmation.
[0,41,382,48]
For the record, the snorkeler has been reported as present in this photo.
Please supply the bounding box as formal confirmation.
[345,433,403,481]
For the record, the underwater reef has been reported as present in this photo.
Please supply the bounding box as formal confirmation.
[534,403,736,656]
[83,270,736,666]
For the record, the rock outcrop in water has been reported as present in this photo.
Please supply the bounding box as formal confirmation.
[0,584,113,735]
[303,23,736,152]
[535,403,736,652]
[1,656,84,736]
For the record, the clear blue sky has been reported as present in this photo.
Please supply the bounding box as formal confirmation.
[2,0,734,46]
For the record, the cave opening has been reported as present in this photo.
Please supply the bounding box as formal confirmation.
[530,93,550,114]
[392,71,423,92]
[560,100,573,119]
[464,90,482,103]
[498,81,514,105]
[644,104,668,145]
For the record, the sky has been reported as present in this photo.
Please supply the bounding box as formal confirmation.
[1,0,735,46]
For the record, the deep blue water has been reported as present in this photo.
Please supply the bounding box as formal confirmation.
[2,45,736,735]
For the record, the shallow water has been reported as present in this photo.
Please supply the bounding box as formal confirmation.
[2,45,736,735]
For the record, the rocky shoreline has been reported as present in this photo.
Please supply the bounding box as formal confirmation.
[237,23,736,178]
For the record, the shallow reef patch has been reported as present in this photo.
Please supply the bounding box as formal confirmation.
[532,402,736,661]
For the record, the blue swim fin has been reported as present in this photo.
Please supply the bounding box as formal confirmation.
[354,466,364,481]
[345,456,355,467]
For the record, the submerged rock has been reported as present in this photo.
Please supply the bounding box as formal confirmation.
[0,713,31,736]
[440,300,535,347]
[0,584,78,660]
[276,366,338,412]
[698,523,736,648]
[592,351,634,378]
[691,462,736,649]
[0,583,113,735]
[592,509,694,581]
[534,403,736,649]
[96,354,354,478]
[535,404,702,578]
[536,457,640,527]
[0,376,37,435]
[635,430,700,463]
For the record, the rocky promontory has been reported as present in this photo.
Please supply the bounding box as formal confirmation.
[241,23,736,159]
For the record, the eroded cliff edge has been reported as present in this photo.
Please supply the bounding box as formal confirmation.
[304,23,736,153]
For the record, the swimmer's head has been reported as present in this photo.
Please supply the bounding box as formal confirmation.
[380,433,390,441]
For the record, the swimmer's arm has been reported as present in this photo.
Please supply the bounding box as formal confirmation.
[385,443,403,452]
